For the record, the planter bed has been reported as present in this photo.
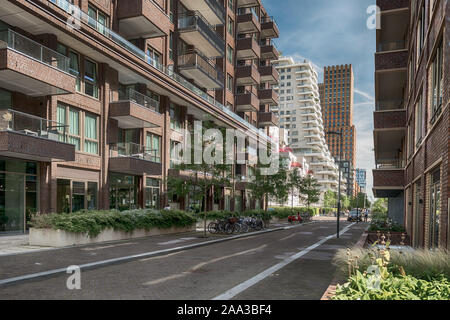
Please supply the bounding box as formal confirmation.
[366,231,410,246]
[29,225,196,248]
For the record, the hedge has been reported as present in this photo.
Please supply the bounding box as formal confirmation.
[30,209,197,237]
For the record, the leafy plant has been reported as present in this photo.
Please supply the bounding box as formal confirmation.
[30,209,197,237]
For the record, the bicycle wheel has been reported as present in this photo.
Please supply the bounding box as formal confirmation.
[207,222,218,234]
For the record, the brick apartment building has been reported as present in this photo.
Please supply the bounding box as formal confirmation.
[373,0,448,249]
[0,0,280,234]
[320,64,357,196]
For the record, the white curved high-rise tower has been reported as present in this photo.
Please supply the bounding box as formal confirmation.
[272,57,346,198]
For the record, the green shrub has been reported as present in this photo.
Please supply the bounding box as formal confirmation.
[30,209,197,237]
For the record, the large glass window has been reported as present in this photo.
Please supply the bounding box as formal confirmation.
[68,108,81,150]
[57,179,98,213]
[110,173,139,211]
[429,170,441,249]
[145,178,160,209]
[0,89,11,109]
[84,113,98,154]
[169,104,182,132]
[146,133,161,163]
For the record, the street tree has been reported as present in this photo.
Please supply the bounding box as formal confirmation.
[298,175,321,211]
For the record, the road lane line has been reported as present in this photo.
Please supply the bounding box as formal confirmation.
[143,245,267,286]
[0,224,313,286]
[212,223,356,300]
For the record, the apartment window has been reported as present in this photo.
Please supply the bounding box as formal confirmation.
[84,113,98,154]
[416,5,425,62]
[146,133,161,163]
[430,40,443,122]
[227,16,234,36]
[57,44,81,92]
[88,5,108,35]
[228,0,234,12]
[84,59,99,99]
[227,45,233,64]
[227,74,233,92]
[170,104,182,132]
[147,46,162,65]
[170,141,182,168]
[414,94,423,147]
[169,32,174,61]
[57,104,99,154]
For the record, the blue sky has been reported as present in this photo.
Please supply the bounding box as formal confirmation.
[264,0,377,200]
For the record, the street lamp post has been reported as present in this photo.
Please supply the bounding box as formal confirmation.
[326,130,343,238]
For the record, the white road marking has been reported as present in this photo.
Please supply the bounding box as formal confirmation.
[212,223,356,300]
[143,245,267,286]
[157,237,197,246]
[81,242,137,251]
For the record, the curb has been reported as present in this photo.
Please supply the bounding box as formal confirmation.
[0,221,317,287]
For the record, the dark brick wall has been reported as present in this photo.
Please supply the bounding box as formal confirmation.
[374,110,406,129]
[377,0,410,11]
[373,169,405,187]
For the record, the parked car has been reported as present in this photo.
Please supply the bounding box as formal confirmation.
[347,210,362,222]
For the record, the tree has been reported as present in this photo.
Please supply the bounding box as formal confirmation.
[298,175,321,210]
[323,190,338,209]
[166,121,232,237]
[372,198,388,214]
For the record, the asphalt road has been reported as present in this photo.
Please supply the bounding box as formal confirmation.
[0,220,367,300]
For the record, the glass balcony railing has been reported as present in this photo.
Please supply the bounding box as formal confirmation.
[377,40,406,52]
[46,0,272,143]
[111,142,160,163]
[0,29,70,73]
[376,160,405,169]
[178,11,225,56]
[0,109,68,142]
[376,99,404,111]
[205,0,226,23]
[118,88,161,113]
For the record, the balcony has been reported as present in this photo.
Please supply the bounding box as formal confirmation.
[237,0,260,7]
[0,109,75,162]
[110,89,164,129]
[373,165,405,198]
[258,112,278,127]
[258,88,278,105]
[116,0,169,39]
[236,37,261,60]
[178,51,224,89]
[236,11,261,34]
[259,65,278,84]
[109,142,162,176]
[260,43,279,60]
[261,16,279,38]
[0,29,75,96]
[179,0,226,25]
[374,109,406,129]
[178,11,225,58]
[235,91,259,112]
[235,64,260,85]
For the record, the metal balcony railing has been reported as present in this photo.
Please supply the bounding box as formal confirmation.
[118,88,160,113]
[0,29,70,73]
[111,142,160,163]
[46,0,272,143]
[178,11,225,56]
[178,51,224,87]
[0,109,68,142]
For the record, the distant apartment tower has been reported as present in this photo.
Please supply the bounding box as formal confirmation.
[321,64,357,196]
[355,169,367,191]
[271,57,345,197]
[373,0,448,250]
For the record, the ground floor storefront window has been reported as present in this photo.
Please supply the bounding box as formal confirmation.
[110,173,139,211]
[429,169,441,249]
[0,158,38,234]
[145,178,160,209]
[57,179,98,213]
